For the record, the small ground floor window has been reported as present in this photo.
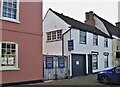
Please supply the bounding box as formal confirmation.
[104,55,108,68]
[0,42,18,70]
[92,55,98,70]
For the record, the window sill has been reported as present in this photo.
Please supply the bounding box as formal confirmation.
[46,39,62,42]
[0,17,20,24]
[80,43,86,44]
[0,67,20,71]
[93,45,98,46]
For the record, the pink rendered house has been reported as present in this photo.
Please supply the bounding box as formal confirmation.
[0,0,43,85]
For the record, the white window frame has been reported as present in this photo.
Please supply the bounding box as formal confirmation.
[0,0,20,23]
[0,42,19,71]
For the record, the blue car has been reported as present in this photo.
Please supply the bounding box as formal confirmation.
[97,65,120,84]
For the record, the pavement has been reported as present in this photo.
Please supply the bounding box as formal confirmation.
[4,74,120,87]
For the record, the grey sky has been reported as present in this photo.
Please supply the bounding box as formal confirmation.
[43,0,119,25]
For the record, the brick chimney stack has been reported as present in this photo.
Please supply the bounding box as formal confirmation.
[85,11,95,27]
[115,22,120,28]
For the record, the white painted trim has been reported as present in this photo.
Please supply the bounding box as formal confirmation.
[0,0,3,19]
[46,29,63,33]
[0,17,20,23]
[69,54,72,77]
[1,41,18,44]
[86,55,88,74]
[112,35,119,39]
[0,0,20,23]
[0,67,20,71]
[0,42,19,71]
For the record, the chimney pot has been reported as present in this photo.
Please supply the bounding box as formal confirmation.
[85,11,95,27]
[85,12,89,20]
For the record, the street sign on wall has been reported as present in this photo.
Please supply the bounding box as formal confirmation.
[68,40,74,51]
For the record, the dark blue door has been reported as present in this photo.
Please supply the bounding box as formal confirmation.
[72,54,86,77]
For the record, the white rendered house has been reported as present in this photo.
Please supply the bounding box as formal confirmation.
[43,8,113,78]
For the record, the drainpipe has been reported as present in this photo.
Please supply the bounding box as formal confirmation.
[62,26,72,56]
[62,26,72,78]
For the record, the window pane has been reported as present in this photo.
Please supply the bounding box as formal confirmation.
[2,49,6,54]
[1,43,16,66]
[52,32,56,40]
[13,3,17,8]
[92,55,98,70]
[1,58,8,66]
[7,44,11,48]
[47,32,51,41]
[104,38,108,47]
[57,30,62,40]
[93,34,98,46]
[8,2,12,7]
[2,0,18,19]
[80,31,86,44]
[2,43,6,48]
[12,44,16,49]
[104,55,108,68]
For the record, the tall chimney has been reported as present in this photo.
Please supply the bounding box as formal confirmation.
[116,22,120,28]
[85,12,89,21]
[85,11,95,27]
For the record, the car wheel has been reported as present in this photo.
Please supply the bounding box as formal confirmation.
[101,76,110,84]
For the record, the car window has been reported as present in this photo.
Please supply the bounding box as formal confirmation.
[115,67,120,73]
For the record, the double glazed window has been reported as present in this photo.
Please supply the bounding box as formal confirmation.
[0,42,18,70]
[80,31,86,44]
[47,30,62,41]
[93,34,98,46]
[2,0,19,21]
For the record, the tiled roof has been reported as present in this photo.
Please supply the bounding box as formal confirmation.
[49,8,112,38]
[94,14,120,38]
